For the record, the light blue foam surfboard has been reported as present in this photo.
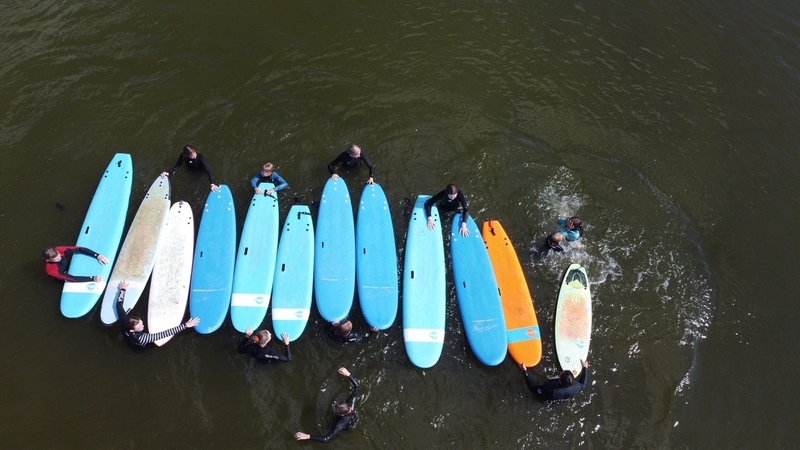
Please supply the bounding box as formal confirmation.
[355,184,398,330]
[100,176,171,325]
[402,195,446,369]
[450,215,508,366]
[190,185,237,334]
[61,153,133,318]
[230,183,279,332]
[314,177,355,322]
[272,204,315,342]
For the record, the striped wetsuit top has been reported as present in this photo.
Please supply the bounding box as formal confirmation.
[116,288,187,349]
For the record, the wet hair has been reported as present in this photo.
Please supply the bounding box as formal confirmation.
[252,330,272,345]
[182,144,197,157]
[126,316,141,331]
[569,217,583,229]
[348,144,361,156]
[333,401,352,416]
[559,370,575,387]
[446,184,458,195]
[334,321,353,337]
[262,162,274,172]
[42,247,59,260]
[548,232,565,247]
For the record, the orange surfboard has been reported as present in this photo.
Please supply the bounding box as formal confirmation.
[482,220,542,367]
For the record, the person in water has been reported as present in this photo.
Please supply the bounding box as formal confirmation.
[250,162,289,196]
[237,327,292,363]
[328,320,378,344]
[328,144,375,184]
[43,246,109,282]
[294,367,360,443]
[522,360,590,401]
[160,144,220,191]
[424,183,469,237]
[540,231,566,256]
[115,281,200,349]
[556,216,584,242]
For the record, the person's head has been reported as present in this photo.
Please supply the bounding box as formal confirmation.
[43,247,60,262]
[332,401,353,416]
[559,370,575,387]
[446,184,459,200]
[334,320,353,337]
[548,232,565,247]
[567,217,582,230]
[126,316,145,332]
[261,163,274,176]
[183,144,198,159]
[347,144,361,158]
[252,330,272,347]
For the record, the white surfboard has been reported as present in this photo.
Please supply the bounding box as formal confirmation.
[147,201,194,346]
[100,176,171,325]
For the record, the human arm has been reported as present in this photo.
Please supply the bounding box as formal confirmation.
[115,281,129,326]
[195,154,218,190]
[270,172,289,193]
[456,191,469,230]
[359,152,375,182]
[251,172,262,191]
[163,153,185,178]
[424,191,444,230]
[328,152,348,175]
[73,246,108,264]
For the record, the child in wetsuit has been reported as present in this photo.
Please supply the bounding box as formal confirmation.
[294,367,360,443]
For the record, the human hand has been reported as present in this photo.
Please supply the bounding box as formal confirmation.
[93,275,105,282]
[367,177,374,185]
[245,326,253,338]
[97,255,109,265]
[581,360,590,368]
[282,332,290,345]
[255,187,263,195]
[521,363,527,371]
[331,173,340,180]
[118,280,128,289]
[338,367,351,377]
[210,184,220,192]
[370,327,379,333]
[427,216,436,230]
[266,188,275,196]
[460,222,470,237]
[294,432,310,441]
[160,171,169,178]
[332,320,340,326]
[185,317,200,328]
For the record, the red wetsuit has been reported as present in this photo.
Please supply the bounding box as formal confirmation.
[44,246,100,282]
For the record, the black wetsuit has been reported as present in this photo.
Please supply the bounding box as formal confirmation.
[237,337,292,363]
[327,152,375,178]
[309,375,360,443]
[116,288,188,349]
[525,367,590,400]
[424,189,469,226]
[167,152,216,185]
[327,327,371,344]
[45,246,101,282]
[539,235,565,256]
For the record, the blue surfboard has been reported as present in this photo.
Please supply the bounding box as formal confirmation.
[402,195,446,369]
[314,177,355,322]
[230,183,279,332]
[272,204,315,342]
[450,215,508,366]
[355,184,398,330]
[190,185,237,334]
[61,153,133,318]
